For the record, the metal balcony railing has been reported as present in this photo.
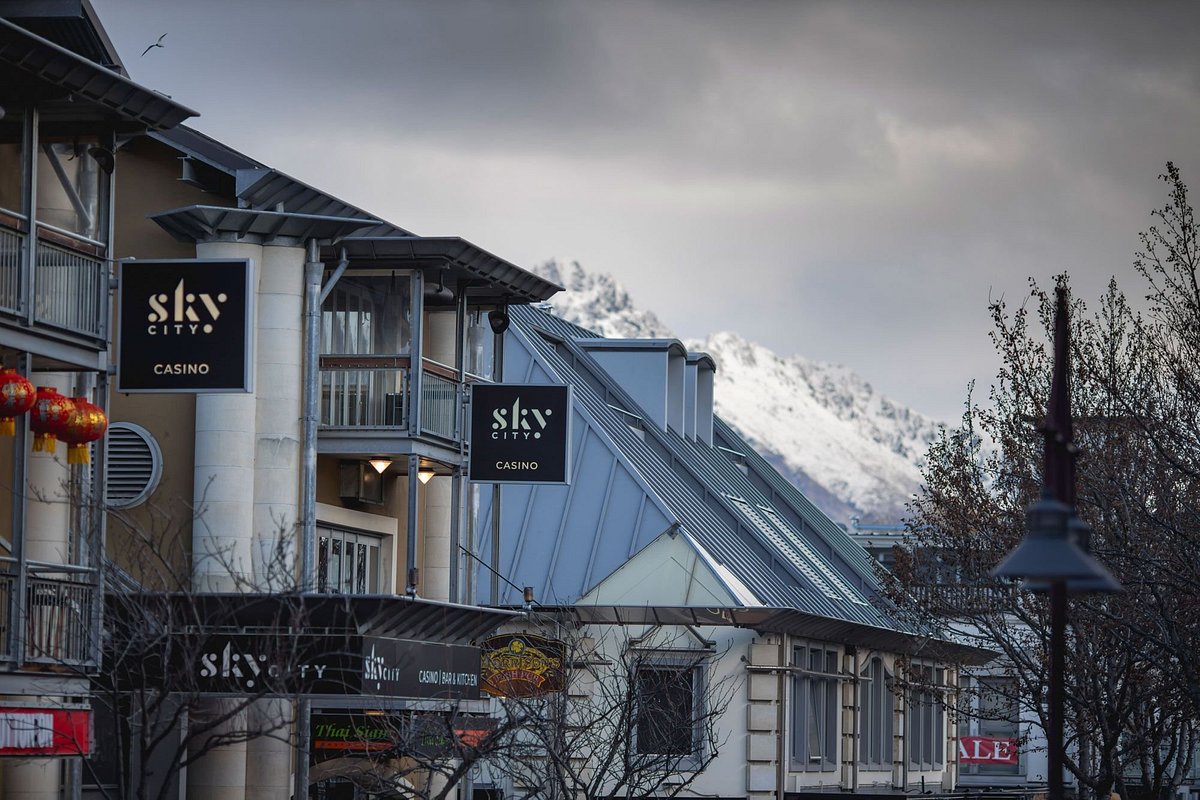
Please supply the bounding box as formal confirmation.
[907,583,1020,615]
[0,558,99,670]
[0,220,23,314]
[320,366,409,428]
[34,237,106,338]
[319,361,465,441]
[421,369,458,440]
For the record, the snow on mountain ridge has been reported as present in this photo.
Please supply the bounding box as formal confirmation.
[531,259,943,524]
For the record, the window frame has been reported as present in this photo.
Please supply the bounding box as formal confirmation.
[859,656,894,770]
[631,651,708,771]
[905,664,946,772]
[790,644,840,772]
[958,674,1024,778]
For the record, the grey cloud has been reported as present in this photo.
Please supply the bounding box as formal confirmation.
[95,0,1200,421]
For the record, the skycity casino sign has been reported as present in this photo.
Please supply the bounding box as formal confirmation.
[117,259,253,392]
[469,384,571,483]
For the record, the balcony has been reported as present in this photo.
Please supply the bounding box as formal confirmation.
[0,558,100,671]
[320,358,464,442]
[907,583,1020,616]
[0,217,108,342]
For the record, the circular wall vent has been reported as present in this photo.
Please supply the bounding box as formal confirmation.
[103,422,163,509]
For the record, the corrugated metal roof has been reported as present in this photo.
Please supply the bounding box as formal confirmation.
[509,305,925,638]
[336,237,563,303]
[0,16,196,129]
[149,205,382,244]
[110,592,519,645]
[529,604,995,664]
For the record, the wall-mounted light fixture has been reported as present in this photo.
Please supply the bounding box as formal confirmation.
[488,305,510,335]
[368,457,392,474]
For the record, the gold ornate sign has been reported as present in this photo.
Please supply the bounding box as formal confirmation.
[480,634,566,698]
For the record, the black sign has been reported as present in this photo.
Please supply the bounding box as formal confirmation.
[469,383,571,483]
[186,633,480,699]
[310,712,497,763]
[117,259,253,392]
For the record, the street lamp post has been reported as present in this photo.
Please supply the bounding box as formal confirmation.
[992,286,1121,800]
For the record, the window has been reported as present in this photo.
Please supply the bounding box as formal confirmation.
[0,106,23,217]
[860,657,894,769]
[36,132,109,244]
[792,645,839,771]
[633,656,705,766]
[906,665,945,771]
[959,676,1022,778]
[316,526,382,594]
[464,308,497,380]
[321,275,411,356]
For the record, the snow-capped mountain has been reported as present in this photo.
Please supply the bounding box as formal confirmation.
[533,259,944,525]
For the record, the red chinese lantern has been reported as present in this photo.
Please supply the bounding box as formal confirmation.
[0,369,35,436]
[29,388,74,453]
[60,397,108,465]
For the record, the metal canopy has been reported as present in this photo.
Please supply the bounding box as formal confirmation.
[329,236,563,303]
[150,205,383,245]
[533,604,997,665]
[110,592,521,646]
[0,17,196,129]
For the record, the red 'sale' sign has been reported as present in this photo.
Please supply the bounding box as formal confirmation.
[0,709,90,757]
[959,735,1018,765]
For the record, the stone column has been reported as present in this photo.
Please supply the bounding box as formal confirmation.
[188,240,260,800]
[3,372,72,800]
[422,477,453,601]
[250,244,302,590]
[422,311,457,601]
[244,243,304,800]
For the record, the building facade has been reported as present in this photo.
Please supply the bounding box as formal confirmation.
[0,2,556,798]
[470,305,993,800]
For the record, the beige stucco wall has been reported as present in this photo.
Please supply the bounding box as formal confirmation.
[104,137,235,585]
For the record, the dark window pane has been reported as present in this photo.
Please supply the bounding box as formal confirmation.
[636,666,695,756]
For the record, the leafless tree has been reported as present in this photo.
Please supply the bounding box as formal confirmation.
[883,164,1200,800]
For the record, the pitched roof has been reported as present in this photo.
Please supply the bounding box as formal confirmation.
[508,304,923,637]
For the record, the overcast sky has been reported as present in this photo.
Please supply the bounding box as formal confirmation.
[96,0,1200,421]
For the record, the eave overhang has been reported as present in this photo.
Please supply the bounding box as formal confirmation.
[328,236,563,304]
[149,205,383,245]
[526,604,997,666]
[111,592,522,646]
[0,17,197,129]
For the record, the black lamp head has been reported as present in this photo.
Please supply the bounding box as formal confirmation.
[489,306,510,335]
[992,492,1121,592]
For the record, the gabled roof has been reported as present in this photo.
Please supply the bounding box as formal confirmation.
[508,305,920,637]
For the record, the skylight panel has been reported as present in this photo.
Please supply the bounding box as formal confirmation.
[724,494,843,602]
[756,504,869,606]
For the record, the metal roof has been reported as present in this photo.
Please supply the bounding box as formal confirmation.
[331,237,563,303]
[0,16,196,129]
[109,592,520,645]
[149,205,383,244]
[507,305,933,642]
[149,125,266,174]
[530,604,995,664]
[150,127,412,238]
[3,0,125,74]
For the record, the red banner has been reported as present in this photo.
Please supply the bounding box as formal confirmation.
[959,735,1018,765]
[0,709,90,757]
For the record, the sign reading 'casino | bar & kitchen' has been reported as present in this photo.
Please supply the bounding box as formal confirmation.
[469,384,571,483]
[117,259,254,393]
